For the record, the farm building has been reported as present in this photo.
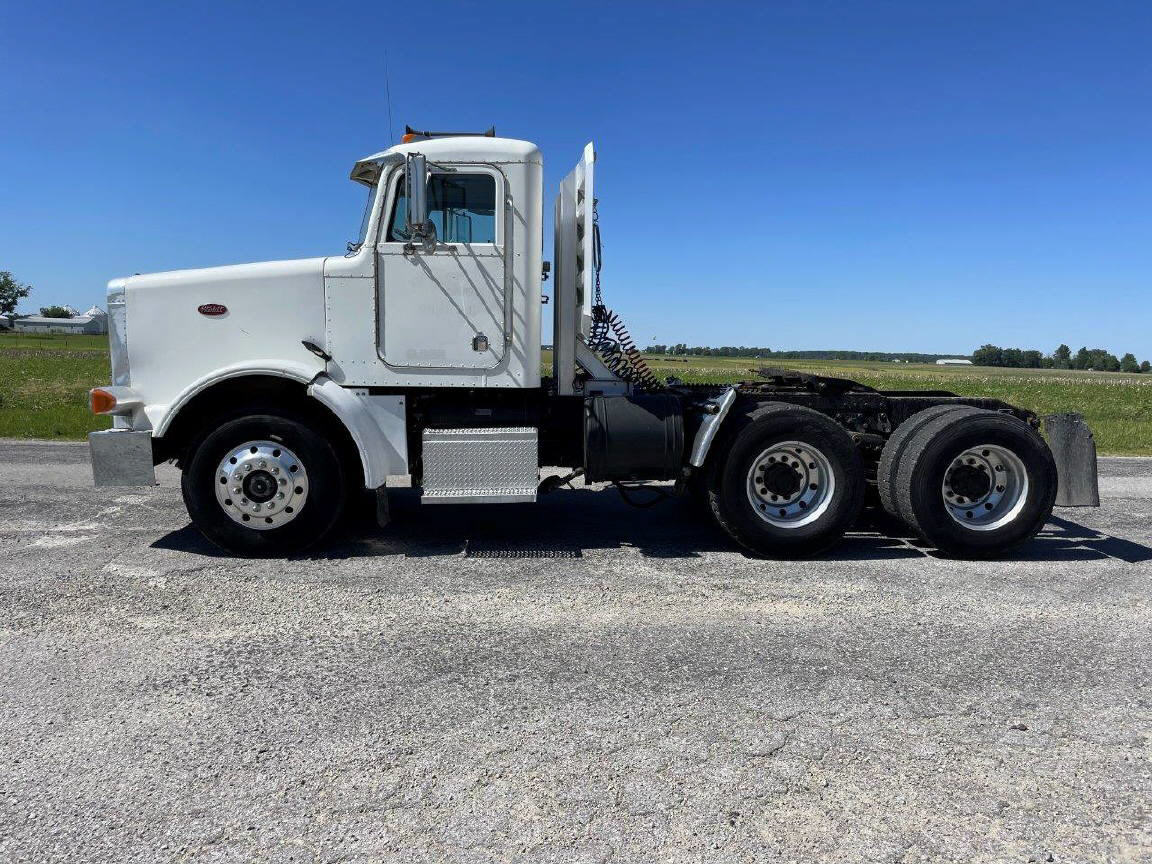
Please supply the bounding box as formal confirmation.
[0,315,12,331]
[14,305,108,335]
[935,358,973,366]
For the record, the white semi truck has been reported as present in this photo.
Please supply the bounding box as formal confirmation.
[88,128,1098,558]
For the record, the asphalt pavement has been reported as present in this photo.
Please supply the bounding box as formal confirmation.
[1,440,1150,863]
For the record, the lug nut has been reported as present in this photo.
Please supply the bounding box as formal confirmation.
[259,460,267,468]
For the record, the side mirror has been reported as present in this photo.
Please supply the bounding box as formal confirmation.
[404,153,436,253]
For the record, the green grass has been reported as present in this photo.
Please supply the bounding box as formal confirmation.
[0,331,110,351]
[0,334,112,438]
[2,334,1148,455]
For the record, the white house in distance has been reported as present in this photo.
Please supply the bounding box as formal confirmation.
[936,358,973,366]
[13,305,108,335]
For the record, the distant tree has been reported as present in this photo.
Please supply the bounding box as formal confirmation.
[1141,360,1151,373]
[1000,347,1024,368]
[972,344,1004,367]
[1053,344,1071,368]
[1121,352,1140,373]
[0,271,32,316]
[1073,346,1091,370]
[1021,349,1043,368]
[39,305,73,318]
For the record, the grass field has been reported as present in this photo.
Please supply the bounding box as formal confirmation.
[0,334,112,438]
[2,333,1148,454]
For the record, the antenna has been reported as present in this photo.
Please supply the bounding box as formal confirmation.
[383,44,396,144]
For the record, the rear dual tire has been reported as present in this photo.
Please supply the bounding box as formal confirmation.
[881,408,1057,558]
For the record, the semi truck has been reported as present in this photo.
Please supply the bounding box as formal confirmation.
[88,128,1099,558]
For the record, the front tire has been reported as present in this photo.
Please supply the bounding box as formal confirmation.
[708,403,865,558]
[181,413,349,557]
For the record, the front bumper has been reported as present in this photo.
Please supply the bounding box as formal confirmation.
[89,430,157,487]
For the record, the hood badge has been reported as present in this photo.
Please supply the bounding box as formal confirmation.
[198,303,228,317]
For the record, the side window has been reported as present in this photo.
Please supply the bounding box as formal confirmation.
[386,172,497,243]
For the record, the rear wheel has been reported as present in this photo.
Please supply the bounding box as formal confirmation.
[181,413,349,556]
[877,404,981,523]
[893,409,1057,558]
[708,403,865,558]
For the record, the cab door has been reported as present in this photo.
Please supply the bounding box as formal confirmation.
[377,166,507,371]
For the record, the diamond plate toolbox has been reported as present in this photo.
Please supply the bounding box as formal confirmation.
[421,427,539,504]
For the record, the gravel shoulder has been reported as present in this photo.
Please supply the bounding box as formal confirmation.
[1,443,1150,863]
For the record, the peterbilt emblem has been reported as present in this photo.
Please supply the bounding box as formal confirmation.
[198,303,228,317]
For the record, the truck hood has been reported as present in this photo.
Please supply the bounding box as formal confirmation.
[112,256,331,434]
[113,256,328,293]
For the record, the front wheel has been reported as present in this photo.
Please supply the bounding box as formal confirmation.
[708,403,865,558]
[181,413,349,556]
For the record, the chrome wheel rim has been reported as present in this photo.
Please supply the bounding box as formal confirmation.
[214,440,308,530]
[941,443,1028,531]
[746,441,836,529]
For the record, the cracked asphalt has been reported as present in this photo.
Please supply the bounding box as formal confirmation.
[1,440,1150,863]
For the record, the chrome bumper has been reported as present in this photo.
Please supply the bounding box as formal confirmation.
[89,430,157,487]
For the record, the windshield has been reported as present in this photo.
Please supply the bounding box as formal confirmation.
[351,182,380,251]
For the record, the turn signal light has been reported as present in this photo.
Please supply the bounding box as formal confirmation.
[401,132,418,143]
[90,388,117,415]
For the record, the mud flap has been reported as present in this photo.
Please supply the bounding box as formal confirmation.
[1044,413,1100,507]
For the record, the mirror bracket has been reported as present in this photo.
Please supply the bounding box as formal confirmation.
[404,152,438,253]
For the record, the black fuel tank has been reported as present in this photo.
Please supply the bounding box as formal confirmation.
[584,394,685,482]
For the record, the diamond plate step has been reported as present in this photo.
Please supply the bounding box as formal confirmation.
[421,427,538,504]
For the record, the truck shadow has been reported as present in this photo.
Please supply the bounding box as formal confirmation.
[153,486,1152,564]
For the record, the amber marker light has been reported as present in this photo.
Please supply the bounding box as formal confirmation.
[90,388,117,415]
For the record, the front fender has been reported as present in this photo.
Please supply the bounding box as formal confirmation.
[150,360,324,436]
[306,376,408,489]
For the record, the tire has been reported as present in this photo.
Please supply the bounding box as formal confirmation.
[181,412,349,556]
[877,404,981,523]
[892,409,1057,558]
[707,403,865,558]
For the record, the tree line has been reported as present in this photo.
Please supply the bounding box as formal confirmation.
[972,343,1150,373]
[645,345,950,364]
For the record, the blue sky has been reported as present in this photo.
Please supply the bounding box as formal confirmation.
[2,0,1149,359]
